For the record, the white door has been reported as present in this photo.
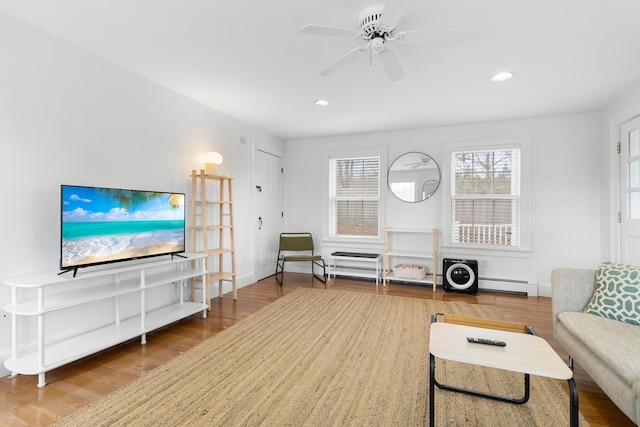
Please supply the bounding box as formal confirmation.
[620,116,640,264]
[255,149,284,280]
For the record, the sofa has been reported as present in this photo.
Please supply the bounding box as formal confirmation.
[551,266,640,425]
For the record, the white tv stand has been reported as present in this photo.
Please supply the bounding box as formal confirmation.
[3,253,208,388]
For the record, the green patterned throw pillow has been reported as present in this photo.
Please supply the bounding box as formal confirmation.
[583,262,640,326]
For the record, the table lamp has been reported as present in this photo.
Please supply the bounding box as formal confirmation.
[198,151,223,175]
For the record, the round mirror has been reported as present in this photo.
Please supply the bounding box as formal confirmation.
[388,152,441,202]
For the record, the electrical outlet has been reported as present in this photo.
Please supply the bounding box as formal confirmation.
[0,309,10,325]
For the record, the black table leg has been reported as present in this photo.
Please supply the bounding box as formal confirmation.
[568,378,579,427]
[430,353,435,426]
[432,359,530,405]
[430,355,576,426]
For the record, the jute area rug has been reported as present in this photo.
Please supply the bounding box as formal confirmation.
[54,288,588,426]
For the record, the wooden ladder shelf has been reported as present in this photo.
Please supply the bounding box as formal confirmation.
[190,170,237,306]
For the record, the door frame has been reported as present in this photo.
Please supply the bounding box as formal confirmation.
[617,114,640,263]
[251,139,285,283]
[609,101,640,262]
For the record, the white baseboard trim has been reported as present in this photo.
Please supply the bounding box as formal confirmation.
[478,277,538,297]
[196,273,253,300]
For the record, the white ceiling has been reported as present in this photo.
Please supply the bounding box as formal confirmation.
[2,0,640,140]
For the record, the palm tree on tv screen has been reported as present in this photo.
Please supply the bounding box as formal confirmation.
[98,189,183,210]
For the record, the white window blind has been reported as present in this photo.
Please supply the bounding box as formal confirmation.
[451,148,521,247]
[329,155,380,238]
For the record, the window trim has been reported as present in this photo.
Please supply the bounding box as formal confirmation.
[323,148,386,243]
[442,137,532,254]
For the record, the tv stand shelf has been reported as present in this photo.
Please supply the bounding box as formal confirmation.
[3,253,208,388]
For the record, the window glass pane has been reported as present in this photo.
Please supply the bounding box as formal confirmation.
[451,147,519,247]
[473,175,492,194]
[630,129,640,158]
[454,150,514,195]
[630,160,640,189]
[329,155,380,238]
[334,200,378,236]
[629,192,640,219]
[473,152,493,194]
[389,182,415,202]
[453,198,515,245]
[493,199,514,246]
[454,172,472,194]
[493,172,512,194]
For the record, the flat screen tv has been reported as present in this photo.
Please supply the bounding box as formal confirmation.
[60,185,186,275]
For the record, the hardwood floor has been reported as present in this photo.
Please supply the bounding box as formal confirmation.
[0,274,635,426]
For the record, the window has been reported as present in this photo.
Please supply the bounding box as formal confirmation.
[450,147,521,247]
[329,154,380,238]
[389,182,415,201]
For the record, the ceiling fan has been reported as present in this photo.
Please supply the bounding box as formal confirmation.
[301,4,455,82]
[405,156,435,169]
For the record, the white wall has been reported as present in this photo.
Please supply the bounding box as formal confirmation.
[285,113,603,296]
[0,13,283,375]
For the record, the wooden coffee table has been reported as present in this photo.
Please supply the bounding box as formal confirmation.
[429,321,578,426]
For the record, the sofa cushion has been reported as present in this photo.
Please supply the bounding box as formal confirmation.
[557,311,640,385]
[583,262,640,326]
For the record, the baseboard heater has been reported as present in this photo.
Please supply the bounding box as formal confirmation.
[436,274,536,296]
[476,277,538,297]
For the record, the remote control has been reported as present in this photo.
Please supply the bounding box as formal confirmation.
[467,337,507,347]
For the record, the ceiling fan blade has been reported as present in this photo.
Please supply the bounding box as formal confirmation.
[320,46,366,77]
[301,24,359,38]
[378,49,405,82]
[395,29,461,44]
[379,2,406,28]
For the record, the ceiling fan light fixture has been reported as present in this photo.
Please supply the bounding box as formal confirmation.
[314,99,329,107]
[491,71,514,82]
[371,37,385,53]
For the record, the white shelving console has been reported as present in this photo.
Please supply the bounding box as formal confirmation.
[3,253,208,388]
[328,252,382,286]
[383,227,438,291]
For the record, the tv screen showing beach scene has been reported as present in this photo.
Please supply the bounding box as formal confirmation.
[61,185,186,271]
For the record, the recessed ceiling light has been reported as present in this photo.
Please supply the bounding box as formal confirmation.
[491,71,514,82]
[314,99,329,107]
